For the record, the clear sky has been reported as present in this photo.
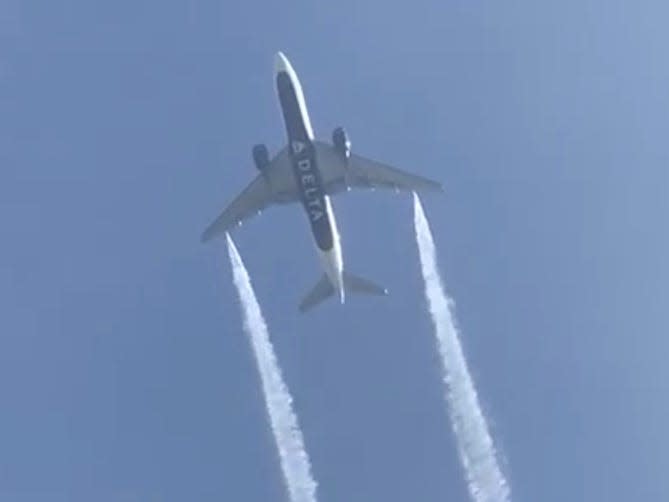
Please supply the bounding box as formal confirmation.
[1,1,668,501]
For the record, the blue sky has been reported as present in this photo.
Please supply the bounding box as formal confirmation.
[1,1,668,500]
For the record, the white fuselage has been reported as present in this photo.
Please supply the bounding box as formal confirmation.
[274,52,345,302]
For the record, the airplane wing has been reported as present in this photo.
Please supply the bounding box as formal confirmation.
[201,148,298,242]
[347,152,444,192]
[315,141,443,194]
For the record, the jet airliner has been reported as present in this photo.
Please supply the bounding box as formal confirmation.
[202,52,443,312]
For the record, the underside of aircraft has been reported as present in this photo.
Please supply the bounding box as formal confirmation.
[202,52,442,311]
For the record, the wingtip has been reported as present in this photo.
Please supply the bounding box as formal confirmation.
[201,228,216,243]
[424,184,445,195]
[429,181,445,193]
[201,225,236,244]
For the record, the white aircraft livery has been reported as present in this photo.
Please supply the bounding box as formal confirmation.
[202,52,443,312]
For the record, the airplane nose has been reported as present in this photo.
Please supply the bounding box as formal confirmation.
[274,51,291,75]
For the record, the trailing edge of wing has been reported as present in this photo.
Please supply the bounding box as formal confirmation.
[201,147,298,243]
[314,141,443,195]
[201,175,273,242]
[348,152,444,193]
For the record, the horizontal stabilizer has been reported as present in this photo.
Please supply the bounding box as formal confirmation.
[299,271,388,313]
[299,274,334,313]
[342,272,388,296]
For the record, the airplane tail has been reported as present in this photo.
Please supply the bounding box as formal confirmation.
[299,272,388,313]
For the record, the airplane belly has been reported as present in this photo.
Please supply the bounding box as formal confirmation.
[276,72,313,143]
[288,141,344,291]
[314,196,343,297]
[288,139,334,250]
[275,51,344,295]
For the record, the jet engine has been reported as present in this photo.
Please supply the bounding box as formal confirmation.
[252,144,270,171]
[332,127,351,159]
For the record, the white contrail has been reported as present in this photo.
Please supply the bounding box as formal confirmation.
[225,234,318,502]
[413,194,511,502]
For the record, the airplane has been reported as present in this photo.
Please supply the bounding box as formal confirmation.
[202,52,443,312]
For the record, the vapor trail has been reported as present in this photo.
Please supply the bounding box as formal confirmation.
[226,234,318,502]
[413,194,510,502]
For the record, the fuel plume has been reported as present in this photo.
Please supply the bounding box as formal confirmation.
[413,194,510,502]
[226,234,318,502]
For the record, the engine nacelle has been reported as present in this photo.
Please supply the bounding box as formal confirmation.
[332,127,351,159]
[252,144,270,171]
